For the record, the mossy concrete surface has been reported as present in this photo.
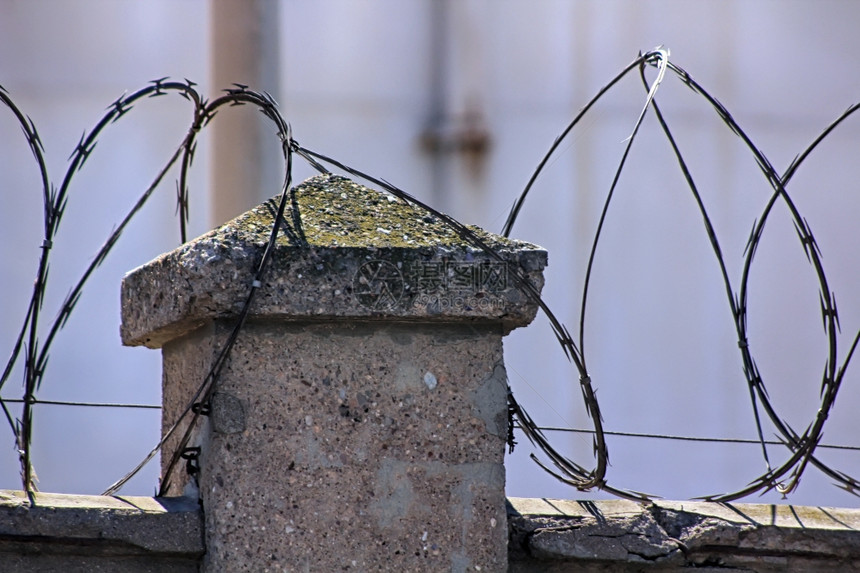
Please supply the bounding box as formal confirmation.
[120,174,547,349]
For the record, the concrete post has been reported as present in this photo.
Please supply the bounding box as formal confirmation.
[120,174,546,571]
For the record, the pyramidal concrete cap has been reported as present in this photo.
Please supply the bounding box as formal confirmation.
[121,173,547,348]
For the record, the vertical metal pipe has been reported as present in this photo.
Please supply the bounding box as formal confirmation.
[425,0,450,213]
[209,0,281,227]
[421,0,490,219]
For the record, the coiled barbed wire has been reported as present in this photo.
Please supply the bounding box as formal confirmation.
[1,47,858,502]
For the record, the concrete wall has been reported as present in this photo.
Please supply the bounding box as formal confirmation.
[3,491,860,572]
[509,497,860,572]
[0,491,202,573]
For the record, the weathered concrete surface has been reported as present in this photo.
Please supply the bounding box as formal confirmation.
[163,319,511,571]
[122,174,547,571]
[0,490,203,572]
[508,497,860,572]
[121,173,546,349]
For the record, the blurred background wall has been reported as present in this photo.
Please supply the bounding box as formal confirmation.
[2,0,859,506]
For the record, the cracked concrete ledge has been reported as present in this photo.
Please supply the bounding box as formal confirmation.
[0,490,203,573]
[507,497,860,572]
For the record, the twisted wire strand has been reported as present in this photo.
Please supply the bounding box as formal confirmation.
[2,48,859,501]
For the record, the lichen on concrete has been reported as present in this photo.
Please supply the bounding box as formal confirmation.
[121,173,547,348]
[222,173,539,251]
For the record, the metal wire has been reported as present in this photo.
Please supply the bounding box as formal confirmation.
[2,48,859,502]
[517,424,860,453]
[0,399,159,409]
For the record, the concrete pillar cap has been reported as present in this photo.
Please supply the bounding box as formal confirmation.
[121,174,547,348]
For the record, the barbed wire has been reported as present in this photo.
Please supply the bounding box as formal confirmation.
[1,47,859,502]
[514,424,860,453]
[0,78,203,492]
[0,398,159,409]
[497,49,860,501]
